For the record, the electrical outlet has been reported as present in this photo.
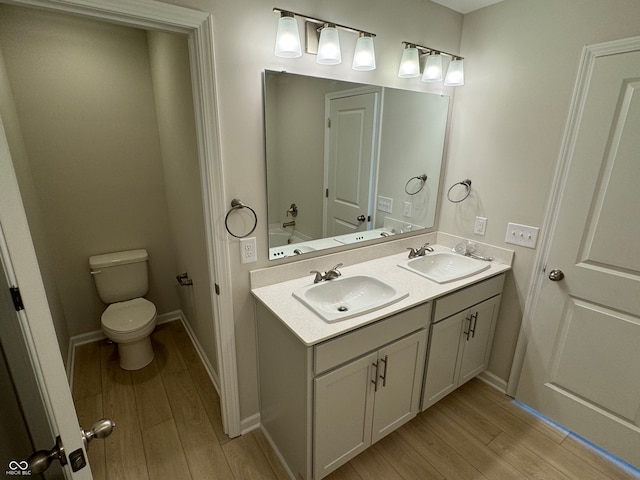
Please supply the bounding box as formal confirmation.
[505,222,539,249]
[240,237,257,263]
[474,216,487,236]
[403,201,412,217]
[377,196,393,214]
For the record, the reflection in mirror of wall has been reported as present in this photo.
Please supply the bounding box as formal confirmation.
[264,70,450,260]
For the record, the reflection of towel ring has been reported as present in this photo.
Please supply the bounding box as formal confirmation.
[224,199,258,238]
[405,174,428,195]
[447,179,472,203]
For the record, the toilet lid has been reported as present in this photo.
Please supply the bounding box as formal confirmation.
[101,298,156,334]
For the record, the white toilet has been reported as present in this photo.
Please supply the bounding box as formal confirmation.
[89,249,157,370]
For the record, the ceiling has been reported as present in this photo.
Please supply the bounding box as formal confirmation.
[431,0,503,14]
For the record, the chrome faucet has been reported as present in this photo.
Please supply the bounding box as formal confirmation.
[282,220,296,228]
[407,243,434,258]
[310,263,343,283]
[286,203,298,217]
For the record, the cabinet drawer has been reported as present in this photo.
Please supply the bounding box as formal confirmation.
[433,274,505,322]
[314,303,431,375]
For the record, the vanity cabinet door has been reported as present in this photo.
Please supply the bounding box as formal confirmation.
[422,311,467,409]
[457,295,501,385]
[371,329,427,443]
[314,352,377,480]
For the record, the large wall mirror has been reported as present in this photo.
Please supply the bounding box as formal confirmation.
[264,70,450,260]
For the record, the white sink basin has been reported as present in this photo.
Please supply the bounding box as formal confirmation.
[399,252,490,283]
[293,275,409,322]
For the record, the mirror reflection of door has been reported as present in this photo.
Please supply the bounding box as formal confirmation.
[324,90,379,237]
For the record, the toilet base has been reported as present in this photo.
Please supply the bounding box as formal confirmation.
[117,335,154,370]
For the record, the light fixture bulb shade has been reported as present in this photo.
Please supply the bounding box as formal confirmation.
[444,58,464,86]
[352,34,376,71]
[317,24,341,65]
[274,14,302,58]
[398,46,420,78]
[421,53,443,82]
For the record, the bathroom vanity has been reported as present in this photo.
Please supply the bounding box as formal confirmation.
[252,244,510,480]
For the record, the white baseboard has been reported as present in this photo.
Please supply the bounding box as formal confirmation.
[240,412,261,435]
[477,370,508,394]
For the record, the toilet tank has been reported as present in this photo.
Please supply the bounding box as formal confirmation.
[89,249,149,304]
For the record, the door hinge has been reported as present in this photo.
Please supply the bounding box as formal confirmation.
[325,188,329,198]
[327,117,331,128]
[10,286,24,311]
[214,283,220,295]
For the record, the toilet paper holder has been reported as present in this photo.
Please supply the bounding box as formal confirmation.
[176,272,193,286]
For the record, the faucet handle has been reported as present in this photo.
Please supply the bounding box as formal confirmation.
[310,270,324,283]
[419,243,434,254]
[331,263,343,272]
[407,247,418,258]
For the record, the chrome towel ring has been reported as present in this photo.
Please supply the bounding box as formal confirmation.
[405,174,428,195]
[447,179,472,203]
[224,199,258,238]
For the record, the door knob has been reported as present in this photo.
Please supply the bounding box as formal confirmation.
[548,269,565,281]
[82,418,116,447]
[28,436,67,474]
[357,214,366,223]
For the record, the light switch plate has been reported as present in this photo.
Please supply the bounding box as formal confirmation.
[505,222,539,249]
[377,196,393,214]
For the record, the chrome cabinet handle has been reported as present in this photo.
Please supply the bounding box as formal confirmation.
[379,355,389,387]
[548,269,565,281]
[371,361,380,392]
[469,312,478,338]
[464,315,472,340]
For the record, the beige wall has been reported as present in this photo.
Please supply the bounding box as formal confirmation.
[147,31,219,375]
[440,0,640,382]
[0,6,180,337]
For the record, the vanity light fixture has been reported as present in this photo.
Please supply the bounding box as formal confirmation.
[274,11,302,58]
[421,52,443,82]
[397,44,420,78]
[400,41,464,86]
[273,8,376,71]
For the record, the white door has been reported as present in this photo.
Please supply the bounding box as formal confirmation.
[0,121,93,478]
[324,92,378,236]
[516,40,640,469]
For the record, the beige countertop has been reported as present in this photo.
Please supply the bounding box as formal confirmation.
[251,244,511,346]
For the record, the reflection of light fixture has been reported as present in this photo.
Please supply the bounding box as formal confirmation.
[397,44,420,78]
[444,57,465,86]
[317,23,341,65]
[400,41,465,86]
[273,8,376,71]
[352,32,376,71]
[274,11,302,58]
[421,52,442,82]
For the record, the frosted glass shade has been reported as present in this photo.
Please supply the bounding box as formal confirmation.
[274,13,302,58]
[317,24,341,65]
[352,33,376,71]
[444,58,464,86]
[398,45,420,78]
[421,53,443,82]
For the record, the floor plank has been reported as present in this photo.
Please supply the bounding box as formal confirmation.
[560,434,640,480]
[72,341,102,401]
[74,393,106,480]
[130,359,172,430]
[349,446,404,480]
[141,419,190,480]
[162,371,234,480]
[373,431,444,480]
[252,429,291,480]
[420,404,527,480]
[151,322,186,377]
[221,433,278,480]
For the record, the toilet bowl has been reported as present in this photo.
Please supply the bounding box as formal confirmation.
[89,249,157,370]
[101,297,157,370]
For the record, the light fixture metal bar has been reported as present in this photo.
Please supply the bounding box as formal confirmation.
[273,7,376,37]
[402,41,463,59]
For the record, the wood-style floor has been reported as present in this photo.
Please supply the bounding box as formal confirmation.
[72,320,639,480]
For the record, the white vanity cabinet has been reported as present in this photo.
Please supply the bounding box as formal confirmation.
[421,273,505,410]
[256,301,430,480]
